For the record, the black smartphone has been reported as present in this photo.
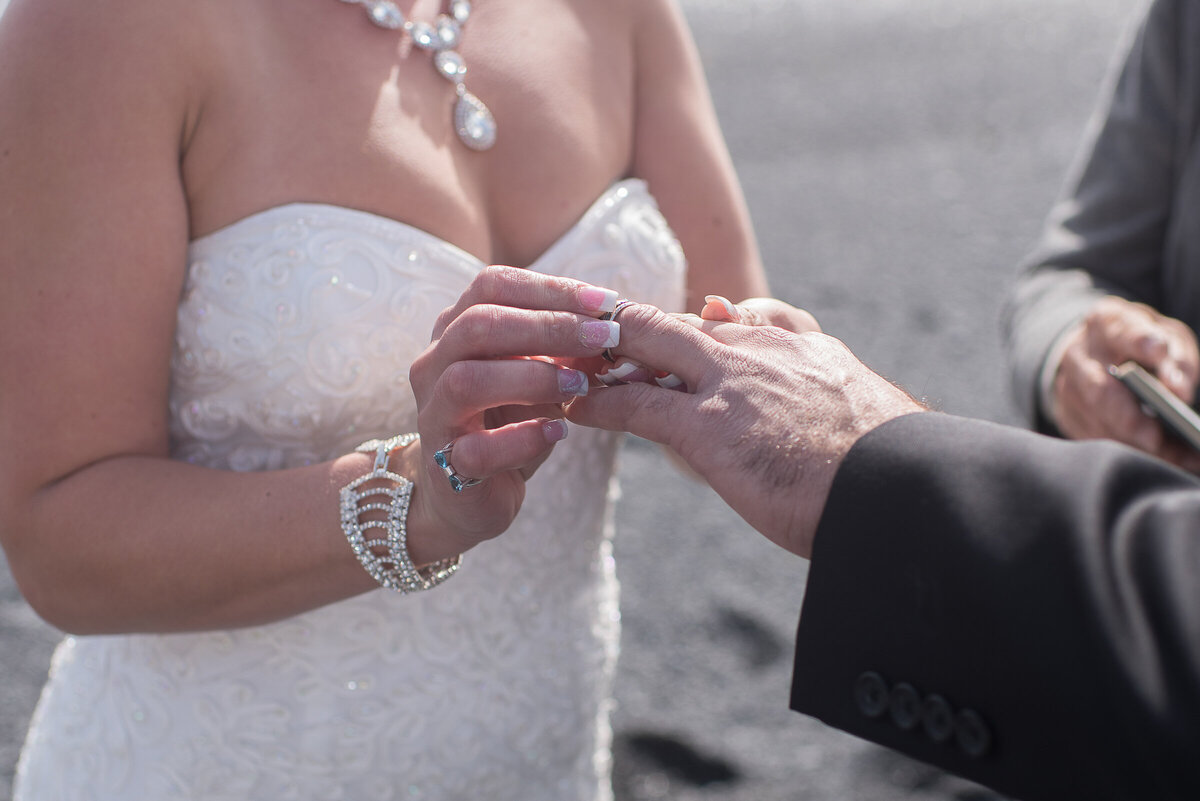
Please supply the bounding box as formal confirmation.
[1109,360,1200,452]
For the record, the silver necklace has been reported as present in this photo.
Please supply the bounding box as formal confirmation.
[341,0,496,151]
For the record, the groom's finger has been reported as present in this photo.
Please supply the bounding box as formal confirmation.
[602,302,718,385]
[565,381,691,445]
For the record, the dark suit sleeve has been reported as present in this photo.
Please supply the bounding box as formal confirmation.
[790,412,1200,801]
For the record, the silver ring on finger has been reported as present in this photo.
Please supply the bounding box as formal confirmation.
[434,441,483,493]
[600,299,636,363]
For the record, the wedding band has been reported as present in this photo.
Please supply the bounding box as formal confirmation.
[433,441,482,493]
[600,299,636,362]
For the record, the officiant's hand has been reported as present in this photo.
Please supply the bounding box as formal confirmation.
[1050,296,1200,472]
[566,301,924,558]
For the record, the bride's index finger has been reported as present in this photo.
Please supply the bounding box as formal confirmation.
[432,266,619,339]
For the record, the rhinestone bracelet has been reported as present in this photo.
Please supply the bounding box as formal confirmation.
[339,433,462,593]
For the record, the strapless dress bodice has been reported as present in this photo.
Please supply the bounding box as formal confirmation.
[170,178,686,468]
[15,180,687,801]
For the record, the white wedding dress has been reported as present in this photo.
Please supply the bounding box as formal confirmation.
[14,180,686,801]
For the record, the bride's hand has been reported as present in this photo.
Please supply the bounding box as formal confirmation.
[404,266,621,560]
[697,295,822,333]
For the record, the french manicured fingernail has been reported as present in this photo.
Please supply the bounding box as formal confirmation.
[608,361,650,383]
[543,419,569,442]
[1164,365,1186,390]
[654,372,685,390]
[703,294,741,322]
[595,362,647,386]
[580,320,620,349]
[558,368,589,397]
[579,286,619,314]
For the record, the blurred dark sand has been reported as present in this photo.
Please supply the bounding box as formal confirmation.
[0,1,1143,799]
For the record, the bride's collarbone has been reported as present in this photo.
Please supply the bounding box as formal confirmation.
[185,122,625,265]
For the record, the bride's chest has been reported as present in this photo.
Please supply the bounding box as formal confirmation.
[182,0,638,265]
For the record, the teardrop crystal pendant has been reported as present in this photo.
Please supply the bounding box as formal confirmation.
[455,90,496,151]
[347,0,493,152]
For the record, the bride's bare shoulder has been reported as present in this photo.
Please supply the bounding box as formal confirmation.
[0,0,228,95]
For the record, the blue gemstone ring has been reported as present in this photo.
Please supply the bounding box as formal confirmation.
[434,441,482,493]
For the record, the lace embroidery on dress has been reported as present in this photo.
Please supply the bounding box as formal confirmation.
[14,180,686,801]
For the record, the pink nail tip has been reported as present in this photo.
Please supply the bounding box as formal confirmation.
[543,419,569,442]
[608,361,646,382]
[580,320,620,349]
[580,286,620,313]
[703,294,740,321]
[558,368,589,397]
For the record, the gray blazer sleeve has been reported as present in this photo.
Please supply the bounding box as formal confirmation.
[790,412,1200,801]
[1002,0,1193,431]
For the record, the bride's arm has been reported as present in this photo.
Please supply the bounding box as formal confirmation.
[629,0,770,312]
[0,2,609,635]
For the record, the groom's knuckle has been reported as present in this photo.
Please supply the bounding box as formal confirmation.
[619,302,661,334]
[695,392,734,421]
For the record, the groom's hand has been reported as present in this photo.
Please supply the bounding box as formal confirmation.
[565,302,925,558]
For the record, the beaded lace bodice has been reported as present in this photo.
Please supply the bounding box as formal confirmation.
[15,180,686,801]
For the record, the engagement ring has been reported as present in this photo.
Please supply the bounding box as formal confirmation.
[434,441,482,493]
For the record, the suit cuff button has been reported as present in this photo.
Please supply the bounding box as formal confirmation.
[853,671,889,719]
[955,708,993,758]
[921,694,954,743]
[888,682,921,730]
